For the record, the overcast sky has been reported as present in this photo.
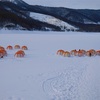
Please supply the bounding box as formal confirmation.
[24,0,100,9]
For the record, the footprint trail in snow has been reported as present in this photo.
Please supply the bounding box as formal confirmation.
[43,61,87,100]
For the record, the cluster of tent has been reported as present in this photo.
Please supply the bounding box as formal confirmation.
[57,49,100,57]
[0,45,28,58]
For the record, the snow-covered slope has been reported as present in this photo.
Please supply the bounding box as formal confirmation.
[30,12,77,31]
[24,0,100,9]
[0,30,100,100]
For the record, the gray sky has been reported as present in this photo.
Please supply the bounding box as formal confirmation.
[24,0,100,9]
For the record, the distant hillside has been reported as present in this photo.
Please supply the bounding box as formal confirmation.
[0,0,100,32]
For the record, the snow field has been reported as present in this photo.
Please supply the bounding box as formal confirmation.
[0,30,100,100]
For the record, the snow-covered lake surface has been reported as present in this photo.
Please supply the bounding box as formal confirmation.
[0,30,100,100]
